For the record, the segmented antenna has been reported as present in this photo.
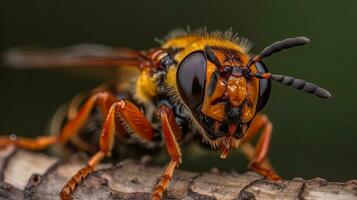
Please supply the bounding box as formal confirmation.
[253,73,331,98]
[260,37,310,58]
[247,37,310,67]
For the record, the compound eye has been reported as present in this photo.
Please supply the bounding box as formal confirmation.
[255,62,271,112]
[176,51,206,109]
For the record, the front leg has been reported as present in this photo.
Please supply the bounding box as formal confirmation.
[151,105,182,200]
[240,113,281,181]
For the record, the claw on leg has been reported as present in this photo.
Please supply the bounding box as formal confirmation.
[249,162,281,181]
[60,151,105,200]
[60,164,94,200]
[151,160,179,200]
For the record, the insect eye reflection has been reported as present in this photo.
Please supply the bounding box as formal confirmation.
[254,62,271,112]
[176,51,207,109]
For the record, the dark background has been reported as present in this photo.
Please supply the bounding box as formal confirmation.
[0,1,356,181]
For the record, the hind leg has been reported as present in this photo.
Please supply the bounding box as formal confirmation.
[0,135,58,150]
[0,91,116,150]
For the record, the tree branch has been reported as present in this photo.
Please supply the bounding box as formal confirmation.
[0,146,356,200]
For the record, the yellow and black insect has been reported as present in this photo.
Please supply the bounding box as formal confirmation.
[0,28,331,200]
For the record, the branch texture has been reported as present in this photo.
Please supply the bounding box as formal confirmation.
[0,146,356,200]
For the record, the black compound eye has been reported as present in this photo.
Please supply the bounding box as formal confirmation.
[255,62,271,112]
[176,51,206,109]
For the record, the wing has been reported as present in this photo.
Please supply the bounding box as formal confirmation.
[2,44,151,69]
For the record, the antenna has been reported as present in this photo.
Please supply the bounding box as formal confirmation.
[247,37,310,68]
[253,72,331,98]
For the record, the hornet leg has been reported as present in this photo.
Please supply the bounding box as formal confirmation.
[240,113,281,180]
[151,104,182,200]
[60,99,154,199]
[0,91,117,150]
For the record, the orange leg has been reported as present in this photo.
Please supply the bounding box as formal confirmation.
[0,91,117,150]
[0,135,58,150]
[50,85,115,153]
[60,89,115,153]
[59,92,117,144]
[151,105,182,200]
[240,113,281,181]
[60,100,154,200]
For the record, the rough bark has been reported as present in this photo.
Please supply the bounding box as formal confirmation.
[0,146,356,200]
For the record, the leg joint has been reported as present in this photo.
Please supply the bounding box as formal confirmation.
[111,100,125,111]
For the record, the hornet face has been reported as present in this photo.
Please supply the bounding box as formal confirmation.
[176,46,271,156]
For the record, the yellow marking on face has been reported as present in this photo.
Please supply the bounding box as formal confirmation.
[245,64,259,121]
[227,76,247,107]
[201,61,226,121]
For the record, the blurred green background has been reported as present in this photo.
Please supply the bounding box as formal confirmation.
[0,1,356,181]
